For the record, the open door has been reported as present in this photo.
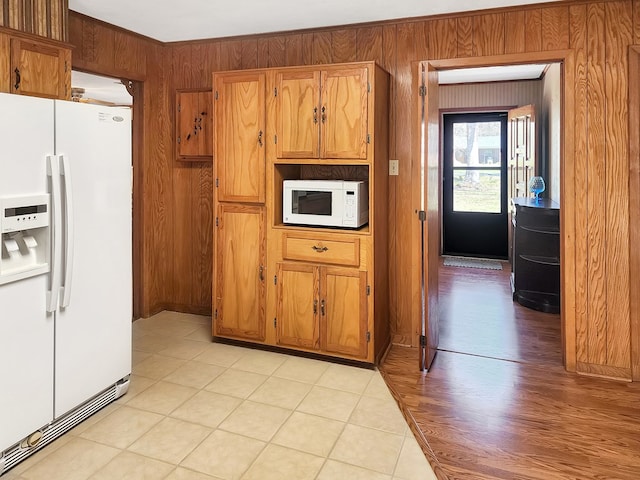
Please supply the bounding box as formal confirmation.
[419,62,440,371]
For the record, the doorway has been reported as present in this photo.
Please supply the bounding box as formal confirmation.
[442,111,508,258]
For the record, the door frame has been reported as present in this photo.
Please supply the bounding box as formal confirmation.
[411,50,576,371]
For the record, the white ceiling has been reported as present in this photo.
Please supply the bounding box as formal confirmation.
[439,64,548,84]
[71,71,132,105]
[69,0,565,43]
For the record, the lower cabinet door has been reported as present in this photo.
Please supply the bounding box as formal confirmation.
[321,267,368,359]
[214,204,266,340]
[276,263,320,349]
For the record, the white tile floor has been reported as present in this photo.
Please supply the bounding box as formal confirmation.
[3,311,437,480]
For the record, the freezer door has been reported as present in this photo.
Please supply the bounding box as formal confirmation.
[0,93,55,450]
[53,101,132,418]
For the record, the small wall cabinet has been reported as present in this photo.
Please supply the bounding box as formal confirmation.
[176,89,213,161]
[0,30,70,99]
[511,197,560,313]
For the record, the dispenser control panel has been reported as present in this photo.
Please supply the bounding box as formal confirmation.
[2,202,48,233]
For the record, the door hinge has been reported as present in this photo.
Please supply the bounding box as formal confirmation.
[420,335,426,347]
[366,134,370,144]
[215,217,219,227]
[177,103,181,112]
[419,85,427,97]
[274,87,278,96]
[273,318,277,328]
[215,178,219,187]
[214,91,219,100]
[273,275,278,285]
[367,82,371,93]
[366,331,371,343]
[418,210,426,221]
[366,285,370,296]
[214,309,218,320]
[274,134,278,144]
[177,136,181,144]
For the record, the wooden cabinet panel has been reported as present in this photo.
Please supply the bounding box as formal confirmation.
[282,232,360,266]
[321,267,368,358]
[276,70,320,158]
[275,66,368,160]
[276,263,319,349]
[214,72,266,203]
[177,90,212,160]
[321,67,368,159]
[10,37,69,99]
[214,204,266,340]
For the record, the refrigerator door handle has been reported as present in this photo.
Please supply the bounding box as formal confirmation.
[46,155,63,313]
[60,155,74,308]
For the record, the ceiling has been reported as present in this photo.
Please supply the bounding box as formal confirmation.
[68,0,564,43]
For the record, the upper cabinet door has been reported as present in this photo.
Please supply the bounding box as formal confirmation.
[276,70,320,159]
[214,72,266,203]
[177,90,213,160]
[320,67,368,160]
[11,38,70,99]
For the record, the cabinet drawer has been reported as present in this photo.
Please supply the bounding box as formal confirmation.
[282,233,360,266]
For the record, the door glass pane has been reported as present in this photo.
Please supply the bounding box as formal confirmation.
[451,121,502,213]
[452,169,501,213]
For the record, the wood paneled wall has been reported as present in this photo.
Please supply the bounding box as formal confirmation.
[66,0,640,379]
[1,0,67,40]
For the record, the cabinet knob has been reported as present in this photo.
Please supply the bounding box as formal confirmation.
[313,107,318,124]
[257,130,263,147]
[311,245,328,252]
[321,106,326,123]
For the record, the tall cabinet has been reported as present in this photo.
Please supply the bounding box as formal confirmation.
[212,62,389,364]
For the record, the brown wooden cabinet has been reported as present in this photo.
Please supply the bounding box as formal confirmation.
[214,204,266,341]
[212,62,389,364]
[1,33,70,99]
[275,66,368,160]
[276,262,368,359]
[176,89,212,160]
[214,72,266,203]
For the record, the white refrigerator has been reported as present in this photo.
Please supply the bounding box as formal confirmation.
[0,92,132,473]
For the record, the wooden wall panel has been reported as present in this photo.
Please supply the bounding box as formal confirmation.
[312,31,331,64]
[241,38,258,69]
[585,2,607,366]
[0,32,8,92]
[413,20,429,61]
[456,16,473,57]
[569,3,589,369]
[504,11,526,53]
[257,38,269,68]
[473,13,504,56]
[284,34,303,65]
[356,26,382,62]
[542,6,570,50]
[267,36,284,67]
[525,9,543,52]
[193,164,213,309]
[634,0,640,43]
[173,164,193,309]
[115,30,146,77]
[1,0,65,40]
[331,29,356,63]
[219,39,242,70]
[604,0,632,369]
[428,18,457,60]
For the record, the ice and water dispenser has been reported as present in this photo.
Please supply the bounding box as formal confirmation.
[0,194,50,285]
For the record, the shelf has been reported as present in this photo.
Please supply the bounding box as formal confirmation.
[273,222,370,235]
[519,254,560,266]
[520,225,560,235]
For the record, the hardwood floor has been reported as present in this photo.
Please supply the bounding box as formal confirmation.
[380,261,640,480]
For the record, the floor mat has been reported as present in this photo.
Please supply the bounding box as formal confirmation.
[443,256,503,270]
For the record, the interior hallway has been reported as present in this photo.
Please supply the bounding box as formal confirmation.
[380,260,640,480]
[3,312,434,480]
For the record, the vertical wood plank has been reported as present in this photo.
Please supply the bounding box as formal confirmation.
[585,2,607,366]
[172,44,194,88]
[219,39,242,70]
[331,29,356,63]
[93,23,116,72]
[0,1,4,26]
[284,34,303,66]
[50,0,63,40]
[241,38,258,69]
[35,0,46,37]
[414,20,429,61]
[0,33,8,92]
[473,13,505,57]
[629,46,640,380]
[542,6,570,50]
[193,164,213,308]
[115,31,146,78]
[428,18,457,60]
[356,26,382,62]
[23,0,33,34]
[302,32,314,65]
[525,9,543,52]
[7,0,21,31]
[570,3,589,367]
[257,37,269,68]
[505,11,526,54]
[173,164,193,308]
[68,11,83,56]
[394,22,415,343]
[604,0,632,369]
[634,0,640,44]
[201,42,220,82]
[268,36,285,67]
[457,16,473,57]
[312,31,332,64]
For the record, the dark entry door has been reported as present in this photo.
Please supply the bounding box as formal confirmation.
[442,112,508,258]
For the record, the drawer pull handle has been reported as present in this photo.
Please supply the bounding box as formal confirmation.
[312,245,328,252]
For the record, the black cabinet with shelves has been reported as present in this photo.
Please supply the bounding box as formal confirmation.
[511,197,560,313]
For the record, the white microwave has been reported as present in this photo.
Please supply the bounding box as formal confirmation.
[283,180,369,228]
